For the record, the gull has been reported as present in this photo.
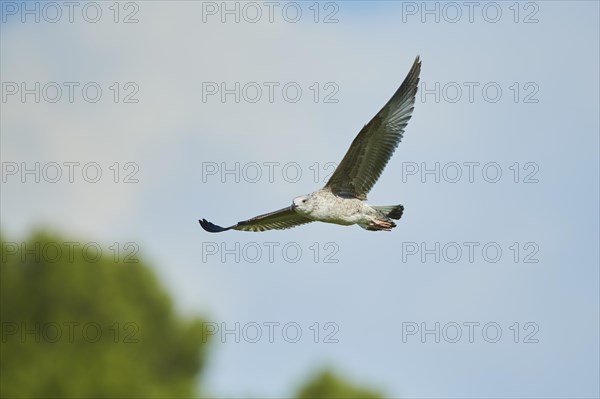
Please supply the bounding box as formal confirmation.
[199,56,421,232]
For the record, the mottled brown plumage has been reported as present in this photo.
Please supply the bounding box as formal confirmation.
[199,57,421,233]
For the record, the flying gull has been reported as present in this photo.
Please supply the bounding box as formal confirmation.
[199,56,421,232]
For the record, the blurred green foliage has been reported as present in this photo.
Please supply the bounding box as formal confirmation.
[1,231,385,399]
[1,231,208,398]
[295,370,384,399]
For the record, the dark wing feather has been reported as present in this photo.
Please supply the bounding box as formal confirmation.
[325,56,421,200]
[199,206,312,233]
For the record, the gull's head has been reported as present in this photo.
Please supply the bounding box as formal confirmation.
[292,194,311,213]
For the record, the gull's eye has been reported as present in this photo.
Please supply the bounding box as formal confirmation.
[302,199,307,203]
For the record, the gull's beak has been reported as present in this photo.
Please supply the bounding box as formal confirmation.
[291,202,297,210]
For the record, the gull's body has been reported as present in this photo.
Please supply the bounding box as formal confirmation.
[199,57,421,233]
[292,190,403,231]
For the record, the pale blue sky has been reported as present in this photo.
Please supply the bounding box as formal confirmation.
[2,1,599,397]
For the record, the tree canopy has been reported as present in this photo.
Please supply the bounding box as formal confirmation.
[1,231,385,398]
[1,231,208,398]
[295,370,384,399]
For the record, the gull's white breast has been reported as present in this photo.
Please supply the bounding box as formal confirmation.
[303,190,373,226]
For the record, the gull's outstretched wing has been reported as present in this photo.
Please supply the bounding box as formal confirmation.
[325,56,421,200]
[199,206,313,233]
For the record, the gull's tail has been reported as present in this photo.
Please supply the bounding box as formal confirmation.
[373,204,404,220]
[359,204,404,231]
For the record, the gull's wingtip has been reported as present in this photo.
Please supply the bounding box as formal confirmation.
[411,55,421,70]
[413,55,421,67]
[198,218,231,233]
